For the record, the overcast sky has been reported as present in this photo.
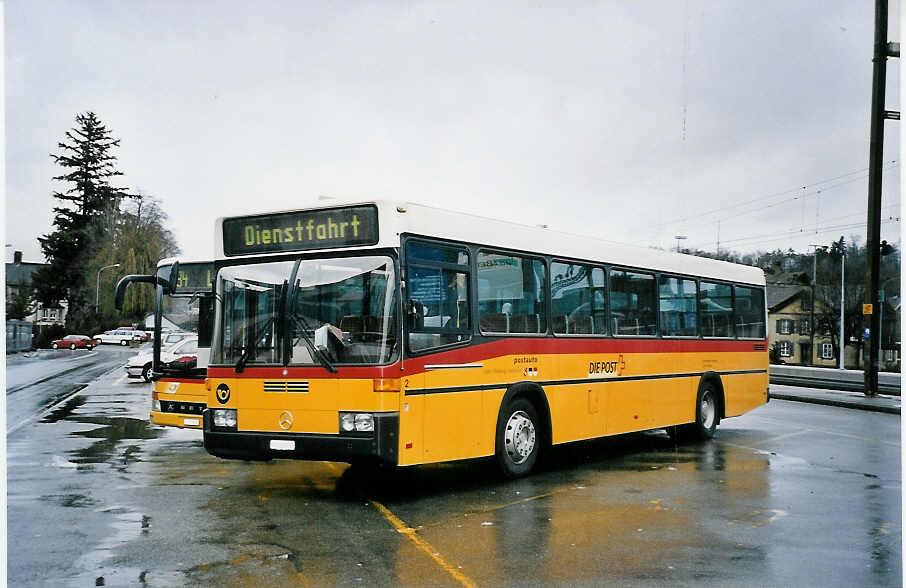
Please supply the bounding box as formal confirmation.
[5,1,902,265]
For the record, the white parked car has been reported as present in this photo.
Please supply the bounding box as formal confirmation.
[161,331,193,347]
[92,329,139,346]
[125,336,199,382]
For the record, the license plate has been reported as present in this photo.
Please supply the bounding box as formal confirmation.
[183,418,200,427]
[270,439,295,451]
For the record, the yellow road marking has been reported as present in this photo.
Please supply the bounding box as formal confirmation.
[323,463,476,588]
[370,499,477,588]
[114,374,127,386]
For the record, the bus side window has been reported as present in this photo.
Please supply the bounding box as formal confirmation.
[478,252,547,335]
[609,270,656,336]
[551,262,605,335]
[405,241,471,352]
[700,281,733,338]
[659,276,697,337]
[734,285,766,338]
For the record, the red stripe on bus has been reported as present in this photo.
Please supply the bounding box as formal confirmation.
[207,337,767,379]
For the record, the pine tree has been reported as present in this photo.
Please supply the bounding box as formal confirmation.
[33,112,133,330]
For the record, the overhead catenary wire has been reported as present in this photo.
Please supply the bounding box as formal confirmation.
[644,160,899,233]
[689,218,900,250]
[668,161,900,253]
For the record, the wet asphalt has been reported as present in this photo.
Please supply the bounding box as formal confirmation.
[5,349,901,587]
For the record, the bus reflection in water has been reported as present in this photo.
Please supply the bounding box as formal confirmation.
[203,202,768,477]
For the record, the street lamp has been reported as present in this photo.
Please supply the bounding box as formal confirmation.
[96,263,121,313]
[674,235,687,253]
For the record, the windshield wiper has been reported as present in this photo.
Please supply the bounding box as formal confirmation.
[235,346,252,374]
[284,260,337,373]
[290,314,338,373]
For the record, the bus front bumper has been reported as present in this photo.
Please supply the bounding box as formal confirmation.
[151,410,204,429]
[202,410,399,465]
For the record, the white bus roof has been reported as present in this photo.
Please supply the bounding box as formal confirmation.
[215,200,764,286]
[157,257,214,269]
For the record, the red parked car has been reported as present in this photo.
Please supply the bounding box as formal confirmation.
[51,335,95,350]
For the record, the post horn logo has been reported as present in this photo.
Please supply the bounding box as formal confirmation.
[278,411,294,430]
[215,383,231,405]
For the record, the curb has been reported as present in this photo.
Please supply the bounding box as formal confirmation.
[770,392,900,415]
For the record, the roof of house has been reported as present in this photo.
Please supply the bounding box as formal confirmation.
[5,261,47,286]
[767,284,808,311]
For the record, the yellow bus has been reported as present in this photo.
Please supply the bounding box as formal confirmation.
[203,202,768,476]
[116,259,214,429]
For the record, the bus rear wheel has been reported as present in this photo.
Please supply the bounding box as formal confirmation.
[495,397,539,478]
[669,382,719,442]
[690,383,718,440]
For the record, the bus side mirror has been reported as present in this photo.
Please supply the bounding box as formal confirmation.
[114,274,158,310]
[167,261,181,295]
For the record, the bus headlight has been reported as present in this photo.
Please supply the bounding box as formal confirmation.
[152,399,161,412]
[354,413,374,432]
[340,412,374,432]
[212,408,238,429]
[340,413,356,432]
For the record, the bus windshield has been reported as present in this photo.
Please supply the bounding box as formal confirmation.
[212,255,399,367]
[155,262,213,379]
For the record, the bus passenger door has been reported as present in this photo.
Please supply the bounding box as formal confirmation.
[398,374,425,466]
[422,367,483,463]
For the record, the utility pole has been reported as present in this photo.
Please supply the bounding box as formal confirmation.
[839,241,845,370]
[809,244,821,367]
[864,0,898,397]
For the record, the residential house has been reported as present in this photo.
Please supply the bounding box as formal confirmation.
[5,250,67,326]
[767,284,836,366]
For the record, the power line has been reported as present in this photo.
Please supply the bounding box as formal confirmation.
[710,170,885,224]
[645,160,899,231]
[690,218,900,250]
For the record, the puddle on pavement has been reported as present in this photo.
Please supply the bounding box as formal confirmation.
[186,544,304,585]
[69,509,185,587]
[38,493,97,508]
[41,395,88,424]
[67,416,162,466]
[70,416,160,440]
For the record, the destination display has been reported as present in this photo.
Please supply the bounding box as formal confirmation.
[174,262,214,293]
[222,205,379,256]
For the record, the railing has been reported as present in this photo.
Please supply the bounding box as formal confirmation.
[770,365,900,396]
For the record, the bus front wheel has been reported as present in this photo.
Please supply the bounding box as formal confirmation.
[495,397,540,478]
